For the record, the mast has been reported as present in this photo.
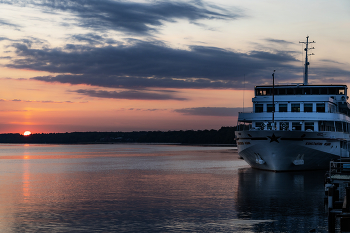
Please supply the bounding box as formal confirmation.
[272,70,275,129]
[299,36,315,85]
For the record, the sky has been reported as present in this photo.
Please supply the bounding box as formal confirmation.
[0,0,350,133]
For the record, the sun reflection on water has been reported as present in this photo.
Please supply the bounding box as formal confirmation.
[22,152,30,202]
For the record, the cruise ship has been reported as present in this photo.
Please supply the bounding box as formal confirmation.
[235,37,350,171]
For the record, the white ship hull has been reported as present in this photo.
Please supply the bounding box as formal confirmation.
[235,130,350,171]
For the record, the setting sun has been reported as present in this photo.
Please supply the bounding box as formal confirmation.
[23,131,32,136]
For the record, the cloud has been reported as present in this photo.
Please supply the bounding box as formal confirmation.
[34,74,232,89]
[249,51,297,62]
[8,40,302,89]
[2,1,349,93]
[0,18,20,29]
[264,38,294,45]
[2,0,241,35]
[174,107,253,117]
[319,59,345,65]
[70,33,119,45]
[74,89,187,100]
[0,36,13,42]
[310,66,350,82]
[7,99,74,104]
[0,56,11,59]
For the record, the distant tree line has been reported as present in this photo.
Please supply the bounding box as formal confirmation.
[0,126,246,144]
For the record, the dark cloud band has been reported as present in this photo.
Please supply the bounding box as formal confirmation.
[74,89,186,100]
[9,40,299,89]
[2,0,240,35]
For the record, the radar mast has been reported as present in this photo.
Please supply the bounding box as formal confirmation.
[299,36,315,85]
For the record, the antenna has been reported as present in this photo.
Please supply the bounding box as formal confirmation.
[272,70,275,129]
[299,36,315,85]
[243,74,245,113]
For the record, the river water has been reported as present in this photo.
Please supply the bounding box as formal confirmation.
[0,144,328,232]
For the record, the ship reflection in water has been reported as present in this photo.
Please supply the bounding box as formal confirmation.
[0,144,327,232]
[236,169,327,232]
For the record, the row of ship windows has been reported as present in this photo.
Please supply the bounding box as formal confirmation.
[254,121,347,132]
[255,122,315,131]
[255,103,326,113]
[256,87,345,96]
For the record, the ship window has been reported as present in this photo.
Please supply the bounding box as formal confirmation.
[255,104,263,113]
[305,122,314,131]
[295,88,302,95]
[279,104,287,112]
[338,88,345,95]
[316,103,325,112]
[291,103,300,112]
[292,122,302,131]
[329,88,337,95]
[320,88,328,94]
[267,104,274,112]
[304,103,313,112]
[335,122,342,132]
[321,121,335,131]
[312,88,319,95]
[303,88,311,94]
[287,88,294,95]
[256,89,266,96]
[278,89,286,95]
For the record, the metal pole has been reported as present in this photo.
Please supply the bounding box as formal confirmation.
[304,36,309,85]
[243,74,245,113]
[299,36,315,85]
[272,71,275,129]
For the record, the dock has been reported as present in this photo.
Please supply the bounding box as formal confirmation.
[325,159,350,232]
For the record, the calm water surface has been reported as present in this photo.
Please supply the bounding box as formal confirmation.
[0,144,328,232]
